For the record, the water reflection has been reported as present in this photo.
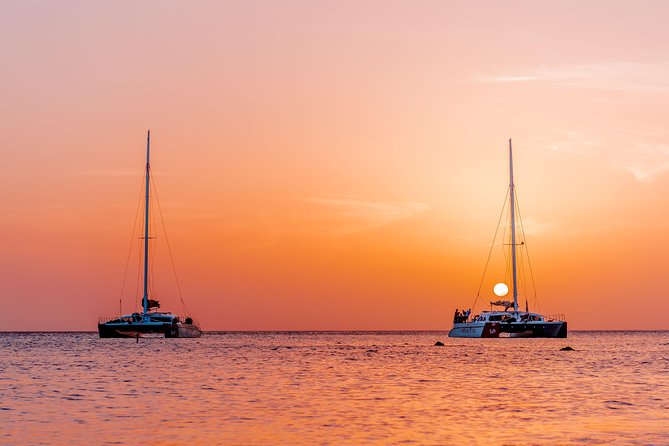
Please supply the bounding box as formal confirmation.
[0,332,667,445]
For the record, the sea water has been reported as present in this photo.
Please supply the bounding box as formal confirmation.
[0,331,667,445]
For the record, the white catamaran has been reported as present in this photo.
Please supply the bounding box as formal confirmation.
[98,131,202,338]
[449,140,567,338]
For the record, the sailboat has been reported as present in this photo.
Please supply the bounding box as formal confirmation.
[98,131,202,338]
[448,140,567,338]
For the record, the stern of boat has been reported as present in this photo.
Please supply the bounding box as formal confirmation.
[174,323,201,338]
[448,322,489,338]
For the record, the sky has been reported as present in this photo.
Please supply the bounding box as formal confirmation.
[1,0,668,330]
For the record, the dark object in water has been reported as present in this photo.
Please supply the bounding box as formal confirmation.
[434,341,445,346]
[560,346,575,351]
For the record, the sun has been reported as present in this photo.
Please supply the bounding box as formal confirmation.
[493,282,509,297]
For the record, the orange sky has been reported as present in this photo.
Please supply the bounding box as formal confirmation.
[1,1,668,330]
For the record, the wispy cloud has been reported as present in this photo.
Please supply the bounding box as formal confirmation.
[518,217,559,237]
[470,62,669,181]
[531,130,602,156]
[304,197,429,234]
[612,142,669,182]
[475,75,541,83]
[475,62,669,94]
[72,169,140,177]
[70,169,184,178]
[530,129,669,183]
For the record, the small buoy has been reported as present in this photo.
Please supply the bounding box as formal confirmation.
[560,346,575,351]
[434,341,445,346]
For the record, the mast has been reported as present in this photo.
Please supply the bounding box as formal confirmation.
[142,130,151,316]
[509,138,519,312]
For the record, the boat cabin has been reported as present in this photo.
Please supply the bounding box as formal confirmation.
[102,312,180,325]
[472,311,545,323]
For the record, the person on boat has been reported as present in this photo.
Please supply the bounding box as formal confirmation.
[453,309,460,323]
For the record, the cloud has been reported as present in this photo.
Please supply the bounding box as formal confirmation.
[70,169,183,177]
[304,197,429,234]
[529,130,669,183]
[475,62,669,94]
[470,62,669,181]
[612,142,669,183]
[517,217,559,237]
[530,130,602,156]
[72,169,140,177]
[475,75,541,83]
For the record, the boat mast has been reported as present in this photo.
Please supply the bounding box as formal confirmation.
[509,138,519,312]
[142,130,151,316]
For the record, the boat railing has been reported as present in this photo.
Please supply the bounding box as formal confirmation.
[99,315,202,328]
[544,313,566,322]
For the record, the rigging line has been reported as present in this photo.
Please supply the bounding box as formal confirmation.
[472,186,510,310]
[150,175,191,316]
[519,243,529,309]
[149,194,157,302]
[503,199,511,285]
[515,190,540,312]
[119,174,145,316]
[514,194,529,307]
[135,207,144,313]
[515,191,535,303]
[513,192,527,307]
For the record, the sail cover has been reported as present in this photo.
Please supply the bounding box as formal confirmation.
[490,300,514,311]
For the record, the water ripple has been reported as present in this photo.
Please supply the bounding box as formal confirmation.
[0,331,668,445]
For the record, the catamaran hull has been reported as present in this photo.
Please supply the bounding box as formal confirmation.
[448,325,486,338]
[175,324,202,338]
[449,321,567,338]
[98,323,202,338]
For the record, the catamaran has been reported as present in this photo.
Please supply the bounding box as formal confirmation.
[449,140,567,338]
[98,131,202,338]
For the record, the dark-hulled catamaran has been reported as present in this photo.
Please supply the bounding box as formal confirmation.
[98,131,201,338]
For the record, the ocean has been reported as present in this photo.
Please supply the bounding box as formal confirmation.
[1,331,667,445]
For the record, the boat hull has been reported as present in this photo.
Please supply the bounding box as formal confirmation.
[175,324,202,338]
[98,322,202,338]
[449,321,567,338]
[448,324,486,338]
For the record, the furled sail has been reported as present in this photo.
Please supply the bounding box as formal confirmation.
[490,300,514,311]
